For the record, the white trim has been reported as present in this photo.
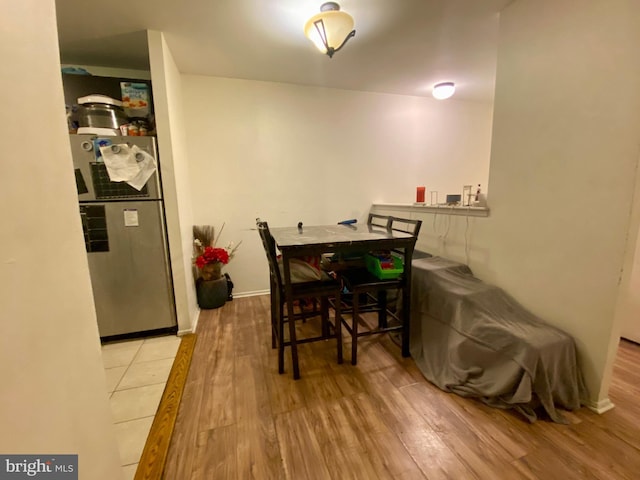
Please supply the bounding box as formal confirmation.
[177,326,194,336]
[372,202,490,217]
[233,289,270,298]
[177,308,201,335]
[584,397,615,414]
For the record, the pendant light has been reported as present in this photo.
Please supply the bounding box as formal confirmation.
[304,2,356,58]
[432,82,456,100]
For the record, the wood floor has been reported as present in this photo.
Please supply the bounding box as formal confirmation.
[164,295,640,480]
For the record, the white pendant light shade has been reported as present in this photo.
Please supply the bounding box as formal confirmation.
[433,82,456,100]
[304,2,356,58]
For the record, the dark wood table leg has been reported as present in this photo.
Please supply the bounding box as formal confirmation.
[401,247,413,358]
[283,252,300,379]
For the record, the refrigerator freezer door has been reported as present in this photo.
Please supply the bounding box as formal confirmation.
[70,135,162,201]
[84,201,176,337]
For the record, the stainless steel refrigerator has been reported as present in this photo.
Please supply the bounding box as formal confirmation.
[70,135,177,338]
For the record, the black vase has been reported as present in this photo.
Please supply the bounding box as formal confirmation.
[196,277,228,309]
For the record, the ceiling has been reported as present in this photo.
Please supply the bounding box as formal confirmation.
[55,0,513,102]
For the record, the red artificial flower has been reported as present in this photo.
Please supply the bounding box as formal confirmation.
[195,246,229,268]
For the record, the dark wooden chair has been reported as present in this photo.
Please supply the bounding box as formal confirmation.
[367,213,392,229]
[256,220,342,379]
[338,215,421,364]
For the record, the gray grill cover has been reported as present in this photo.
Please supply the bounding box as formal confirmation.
[410,256,588,423]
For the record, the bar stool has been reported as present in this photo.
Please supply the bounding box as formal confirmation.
[256,220,343,379]
[338,216,421,364]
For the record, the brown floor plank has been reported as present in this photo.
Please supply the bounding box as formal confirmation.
[275,407,332,480]
[234,354,284,479]
[192,424,237,480]
[163,309,219,479]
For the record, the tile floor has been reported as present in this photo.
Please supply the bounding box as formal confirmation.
[101,334,181,480]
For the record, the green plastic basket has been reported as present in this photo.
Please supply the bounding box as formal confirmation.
[365,254,404,279]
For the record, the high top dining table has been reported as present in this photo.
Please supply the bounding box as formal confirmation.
[269,223,418,359]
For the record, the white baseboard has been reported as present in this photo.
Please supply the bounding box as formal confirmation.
[177,326,194,336]
[189,308,200,334]
[177,308,200,336]
[584,397,615,414]
[233,289,269,298]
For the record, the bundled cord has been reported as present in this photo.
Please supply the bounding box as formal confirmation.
[465,210,471,265]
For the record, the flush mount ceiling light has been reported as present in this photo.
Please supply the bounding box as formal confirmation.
[432,82,456,100]
[304,2,356,58]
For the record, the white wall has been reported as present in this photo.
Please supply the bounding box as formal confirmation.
[0,2,122,478]
[475,0,640,408]
[181,75,493,295]
[619,224,640,344]
[148,31,199,333]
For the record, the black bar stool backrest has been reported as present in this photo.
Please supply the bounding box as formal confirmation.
[367,213,392,229]
[390,216,422,236]
[389,216,421,257]
[256,219,284,293]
